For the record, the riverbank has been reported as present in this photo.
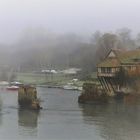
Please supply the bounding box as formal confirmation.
[16,72,84,90]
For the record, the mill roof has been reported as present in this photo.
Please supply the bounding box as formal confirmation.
[97,48,140,67]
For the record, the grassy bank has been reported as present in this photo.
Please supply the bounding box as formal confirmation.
[16,72,84,87]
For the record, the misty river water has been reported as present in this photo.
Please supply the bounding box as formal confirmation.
[0,87,140,140]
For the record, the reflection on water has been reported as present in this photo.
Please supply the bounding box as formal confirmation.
[80,98,140,140]
[18,109,39,128]
[18,109,39,137]
[0,87,140,139]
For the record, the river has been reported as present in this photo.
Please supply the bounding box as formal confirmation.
[0,87,139,140]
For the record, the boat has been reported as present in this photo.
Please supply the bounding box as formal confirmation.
[6,81,23,91]
[63,83,78,90]
[10,81,23,86]
[6,85,19,90]
[77,86,83,91]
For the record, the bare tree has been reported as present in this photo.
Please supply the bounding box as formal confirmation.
[117,28,136,49]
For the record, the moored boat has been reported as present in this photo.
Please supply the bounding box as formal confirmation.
[6,85,19,90]
[6,81,23,91]
[63,83,78,90]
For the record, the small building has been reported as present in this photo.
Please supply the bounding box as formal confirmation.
[41,69,57,74]
[97,48,140,96]
[61,68,81,75]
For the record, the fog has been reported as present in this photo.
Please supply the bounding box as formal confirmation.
[0,0,139,76]
[0,0,139,43]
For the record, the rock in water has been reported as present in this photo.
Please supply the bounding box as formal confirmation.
[18,85,42,110]
[78,82,108,104]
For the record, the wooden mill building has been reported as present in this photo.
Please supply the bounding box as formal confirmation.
[97,48,140,96]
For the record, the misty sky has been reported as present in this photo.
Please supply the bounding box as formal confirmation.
[0,0,140,43]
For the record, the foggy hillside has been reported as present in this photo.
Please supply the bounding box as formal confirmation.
[0,27,138,74]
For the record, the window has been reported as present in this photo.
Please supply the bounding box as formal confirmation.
[100,68,111,73]
[98,68,101,73]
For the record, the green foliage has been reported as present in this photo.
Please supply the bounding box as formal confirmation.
[16,72,80,85]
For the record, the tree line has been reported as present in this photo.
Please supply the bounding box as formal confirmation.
[0,27,140,78]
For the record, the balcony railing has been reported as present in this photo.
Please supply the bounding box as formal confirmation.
[97,72,116,77]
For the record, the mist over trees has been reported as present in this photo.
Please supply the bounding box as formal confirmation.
[0,27,139,76]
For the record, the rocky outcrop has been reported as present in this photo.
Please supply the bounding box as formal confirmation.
[18,85,42,110]
[78,82,108,103]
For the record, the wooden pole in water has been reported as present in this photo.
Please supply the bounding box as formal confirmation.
[108,78,115,93]
[101,77,109,93]
[99,77,108,94]
[104,78,111,92]
[98,77,106,92]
